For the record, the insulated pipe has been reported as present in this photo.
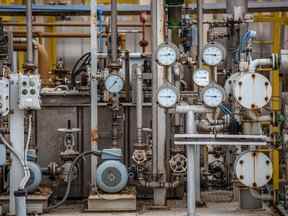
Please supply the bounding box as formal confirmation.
[90,0,99,189]
[111,0,118,63]
[36,42,49,86]
[249,58,272,73]
[136,65,143,146]
[26,0,33,67]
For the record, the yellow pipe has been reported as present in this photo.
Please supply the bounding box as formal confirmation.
[47,17,57,72]
[272,149,280,191]
[271,12,281,112]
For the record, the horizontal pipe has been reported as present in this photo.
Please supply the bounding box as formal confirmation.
[0,2,288,16]
[2,22,151,27]
[12,31,142,38]
[249,58,272,73]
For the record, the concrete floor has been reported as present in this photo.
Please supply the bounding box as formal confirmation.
[43,202,278,216]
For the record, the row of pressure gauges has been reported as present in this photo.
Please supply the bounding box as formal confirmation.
[155,42,226,109]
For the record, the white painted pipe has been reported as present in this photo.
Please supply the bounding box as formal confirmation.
[136,65,143,146]
[246,110,271,122]
[186,111,196,216]
[249,58,272,73]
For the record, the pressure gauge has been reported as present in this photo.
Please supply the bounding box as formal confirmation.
[155,43,179,66]
[105,74,124,94]
[157,84,179,108]
[193,68,210,87]
[202,42,225,66]
[201,83,225,108]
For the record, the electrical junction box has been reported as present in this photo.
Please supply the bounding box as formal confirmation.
[18,74,41,110]
[0,78,9,116]
[0,144,6,166]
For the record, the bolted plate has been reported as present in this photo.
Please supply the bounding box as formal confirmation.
[235,151,273,188]
[233,73,272,109]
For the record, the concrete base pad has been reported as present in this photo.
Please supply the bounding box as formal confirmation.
[87,191,137,212]
[0,193,50,214]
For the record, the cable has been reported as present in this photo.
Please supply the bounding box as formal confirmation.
[0,133,30,190]
[44,150,102,212]
[19,114,32,190]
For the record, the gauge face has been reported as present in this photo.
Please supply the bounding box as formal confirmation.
[193,68,210,87]
[105,74,124,94]
[202,85,225,108]
[157,85,178,108]
[156,43,179,66]
[202,43,225,66]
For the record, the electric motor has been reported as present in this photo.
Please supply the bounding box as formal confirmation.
[26,161,42,193]
[96,160,128,193]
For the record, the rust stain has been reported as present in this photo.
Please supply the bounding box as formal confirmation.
[91,128,98,145]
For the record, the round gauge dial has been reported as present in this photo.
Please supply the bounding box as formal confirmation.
[105,74,124,94]
[201,84,225,108]
[157,84,178,108]
[156,43,179,66]
[202,43,225,66]
[193,68,210,87]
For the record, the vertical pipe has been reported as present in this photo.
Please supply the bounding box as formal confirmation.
[186,111,196,216]
[90,0,98,189]
[196,0,203,203]
[9,75,25,215]
[197,0,203,68]
[136,65,143,145]
[26,0,33,66]
[151,0,167,206]
[111,0,118,63]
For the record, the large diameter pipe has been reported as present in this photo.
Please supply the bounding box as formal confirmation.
[26,0,33,66]
[90,0,98,189]
[111,0,118,63]
[136,65,143,145]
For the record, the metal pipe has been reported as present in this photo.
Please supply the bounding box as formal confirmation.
[136,65,143,145]
[197,0,203,67]
[3,22,151,27]
[26,0,33,66]
[138,175,180,189]
[111,0,118,63]
[249,58,272,73]
[186,111,196,216]
[90,0,98,190]
[151,0,167,206]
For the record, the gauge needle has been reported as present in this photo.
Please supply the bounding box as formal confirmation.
[109,81,117,90]
[206,95,219,98]
[160,96,172,98]
[205,54,217,56]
